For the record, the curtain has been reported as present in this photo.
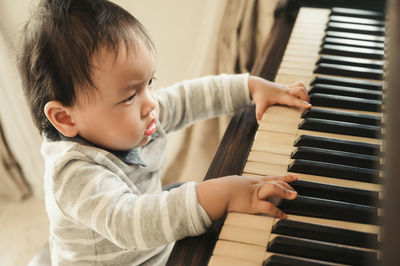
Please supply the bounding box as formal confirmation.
[0,3,41,200]
[0,121,30,200]
[217,0,281,74]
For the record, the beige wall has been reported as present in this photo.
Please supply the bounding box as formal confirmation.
[0,0,227,197]
[116,0,228,84]
[0,0,44,197]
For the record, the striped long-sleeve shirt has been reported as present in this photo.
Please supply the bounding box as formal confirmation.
[41,73,251,265]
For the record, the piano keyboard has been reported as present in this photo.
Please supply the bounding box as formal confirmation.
[209,6,385,266]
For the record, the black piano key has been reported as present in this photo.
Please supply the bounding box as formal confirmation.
[302,107,381,126]
[325,31,384,43]
[298,118,381,139]
[329,15,385,26]
[291,146,379,169]
[314,63,383,80]
[309,84,382,101]
[294,135,380,156]
[309,93,382,112]
[288,159,380,184]
[323,36,384,49]
[320,44,384,60]
[290,180,379,206]
[311,75,383,91]
[267,235,378,265]
[331,7,385,20]
[317,54,383,69]
[271,219,379,249]
[279,195,379,224]
[326,22,384,36]
[263,253,336,266]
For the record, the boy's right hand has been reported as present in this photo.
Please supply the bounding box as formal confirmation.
[196,174,298,221]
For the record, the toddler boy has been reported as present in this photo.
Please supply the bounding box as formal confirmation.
[18,0,310,265]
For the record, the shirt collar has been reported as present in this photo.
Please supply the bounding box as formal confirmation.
[58,133,159,166]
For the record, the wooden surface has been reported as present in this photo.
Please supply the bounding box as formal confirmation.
[383,0,400,265]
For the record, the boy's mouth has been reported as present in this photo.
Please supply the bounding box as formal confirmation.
[144,119,156,136]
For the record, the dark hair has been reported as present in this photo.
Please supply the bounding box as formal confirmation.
[17,0,154,140]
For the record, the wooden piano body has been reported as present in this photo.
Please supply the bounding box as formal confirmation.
[167,0,400,265]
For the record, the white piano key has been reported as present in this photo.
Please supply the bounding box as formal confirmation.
[212,240,265,263]
[208,255,259,266]
[258,121,382,145]
[251,138,294,155]
[247,150,291,166]
[260,115,302,125]
[244,161,287,176]
[263,252,344,266]
[223,212,379,236]
[275,74,313,85]
[219,225,270,247]
[263,105,304,117]
[280,61,317,71]
[278,67,316,77]
[224,212,275,231]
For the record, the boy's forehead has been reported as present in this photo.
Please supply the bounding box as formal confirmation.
[92,39,155,71]
[78,39,155,102]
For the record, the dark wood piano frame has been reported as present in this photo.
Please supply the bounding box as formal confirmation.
[384,0,400,265]
[166,0,397,265]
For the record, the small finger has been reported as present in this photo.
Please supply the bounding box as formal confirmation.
[272,180,296,192]
[289,85,310,103]
[258,182,298,200]
[255,102,268,122]
[292,81,305,88]
[255,201,287,219]
[261,177,294,191]
[280,94,311,109]
[261,176,296,191]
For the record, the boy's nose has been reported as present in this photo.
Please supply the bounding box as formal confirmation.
[141,89,157,117]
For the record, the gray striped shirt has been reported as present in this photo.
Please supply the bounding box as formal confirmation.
[41,73,251,265]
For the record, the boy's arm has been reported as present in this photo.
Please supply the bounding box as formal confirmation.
[52,158,212,250]
[156,73,251,133]
[51,158,297,251]
[156,74,311,133]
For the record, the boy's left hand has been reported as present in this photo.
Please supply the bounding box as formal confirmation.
[249,75,311,121]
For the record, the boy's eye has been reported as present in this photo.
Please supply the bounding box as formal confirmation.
[123,92,136,103]
[148,76,157,87]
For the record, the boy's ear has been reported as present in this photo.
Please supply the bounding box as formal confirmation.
[44,101,79,138]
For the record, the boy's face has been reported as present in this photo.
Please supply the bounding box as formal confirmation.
[71,40,158,151]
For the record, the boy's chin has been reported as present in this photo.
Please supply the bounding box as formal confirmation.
[105,135,152,151]
[137,135,152,147]
[122,136,151,150]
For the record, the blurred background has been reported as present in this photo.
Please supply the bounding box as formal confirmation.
[0,0,279,264]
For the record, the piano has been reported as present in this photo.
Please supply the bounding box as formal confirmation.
[167,0,400,265]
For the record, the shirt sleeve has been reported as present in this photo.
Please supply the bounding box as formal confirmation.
[156,73,251,133]
[51,155,212,251]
